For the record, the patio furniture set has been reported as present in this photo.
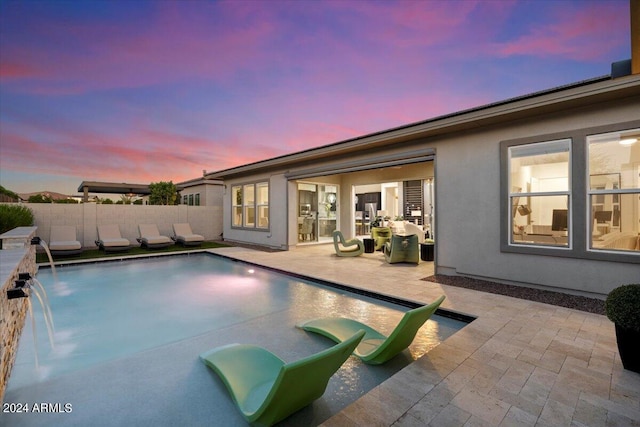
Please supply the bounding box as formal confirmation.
[47,223,204,256]
[333,222,434,263]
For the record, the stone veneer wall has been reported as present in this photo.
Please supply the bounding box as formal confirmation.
[0,229,37,403]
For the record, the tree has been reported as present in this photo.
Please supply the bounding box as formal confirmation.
[0,204,34,234]
[0,185,20,202]
[149,181,177,205]
[119,194,135,204]
[28,194,53,203]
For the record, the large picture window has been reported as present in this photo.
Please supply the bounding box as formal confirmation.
[508,139,571,248]
[502,121,639,263]
[588,129,640,253]
[232,182,269,229]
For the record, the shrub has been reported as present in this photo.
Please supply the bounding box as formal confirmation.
[0,204,35,234]
[605,284,640,331]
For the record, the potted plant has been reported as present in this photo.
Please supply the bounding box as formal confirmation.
[605,284,640,373]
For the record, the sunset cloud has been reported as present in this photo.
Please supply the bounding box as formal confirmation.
[0,0,631,194]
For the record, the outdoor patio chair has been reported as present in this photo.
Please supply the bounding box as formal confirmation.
[370,226,392,250]
[384,234,420,264]
[95,224,130,252]
[297,295,445,365]
[200,330,365,426]
[137,224,173,249]
[332,230,364,257]
[172,223,204,246]
[49,225,82,256]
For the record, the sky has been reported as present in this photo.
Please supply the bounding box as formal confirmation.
[0,0,632,196]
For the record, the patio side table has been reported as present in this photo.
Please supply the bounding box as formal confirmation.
[363,238,375,253]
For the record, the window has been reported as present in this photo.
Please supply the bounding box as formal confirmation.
[195,193,200,206]
[256,182,269,228]
[183,195,188,205]
[232,182,269,229]
[508,139,571,248]
[243,184,255,227]
[232,186,242,227]
[188,194,194,206]
[502,121,639,263]
[588,129,640,253]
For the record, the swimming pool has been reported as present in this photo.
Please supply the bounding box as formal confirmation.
[4,253,467,426]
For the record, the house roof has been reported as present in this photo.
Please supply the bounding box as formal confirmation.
[175,177,223,188]
[206,73,640,180]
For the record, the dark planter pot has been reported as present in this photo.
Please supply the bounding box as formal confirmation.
[615,324,640,373]
[420,243,434,261]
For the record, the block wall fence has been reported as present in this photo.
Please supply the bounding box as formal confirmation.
[24,204,223,248]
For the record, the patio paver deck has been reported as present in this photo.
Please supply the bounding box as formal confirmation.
[210,244,640,427]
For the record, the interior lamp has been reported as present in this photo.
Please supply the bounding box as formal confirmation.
[619,137,638,146]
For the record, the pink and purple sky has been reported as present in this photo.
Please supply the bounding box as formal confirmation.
[0,0,631,196]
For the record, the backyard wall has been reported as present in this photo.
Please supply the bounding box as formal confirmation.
[23,204,223,248]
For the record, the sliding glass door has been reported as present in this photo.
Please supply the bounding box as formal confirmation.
[297,183,338,243]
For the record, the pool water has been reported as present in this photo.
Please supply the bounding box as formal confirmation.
[5,253,467,426]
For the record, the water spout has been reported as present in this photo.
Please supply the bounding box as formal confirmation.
[26,298,39,370]
[30,286,56,350]
[6,275,57,367]
[31,236,58,283]
[31,278,55,334]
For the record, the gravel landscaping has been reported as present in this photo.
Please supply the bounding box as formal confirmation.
[424,274,605,315]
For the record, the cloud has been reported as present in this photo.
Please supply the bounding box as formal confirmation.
[0,0,631,196]
[0,1,279,95]
[495,2,628,61]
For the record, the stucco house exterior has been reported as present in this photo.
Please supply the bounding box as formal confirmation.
[205,69,639,298]
[175,176,224,207]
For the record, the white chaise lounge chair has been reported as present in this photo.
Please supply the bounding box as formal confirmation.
[137,224,173,249]
[96,224,130,252]
[172,223,204,246]
[49,225,82,256]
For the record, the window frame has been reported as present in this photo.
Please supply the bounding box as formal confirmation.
[587,128,640,254]
[507,138,572,250]
[231,181,270,231]
[501,120,639,264]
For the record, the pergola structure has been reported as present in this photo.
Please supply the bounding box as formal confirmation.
[77,181,182,202]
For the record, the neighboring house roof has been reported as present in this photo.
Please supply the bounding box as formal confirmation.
[77,181,184,195]
[205,73,640,180]
[175,177,223,189]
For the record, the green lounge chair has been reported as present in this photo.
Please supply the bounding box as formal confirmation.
[332,230,364,257]
[297,295,445,365]
[200,330,365,427]
[371,226,392,250]
[384,234,420,264]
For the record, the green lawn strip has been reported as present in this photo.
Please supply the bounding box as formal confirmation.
[37,241,230,263]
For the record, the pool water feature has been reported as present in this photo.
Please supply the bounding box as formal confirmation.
[4,254,467,426]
